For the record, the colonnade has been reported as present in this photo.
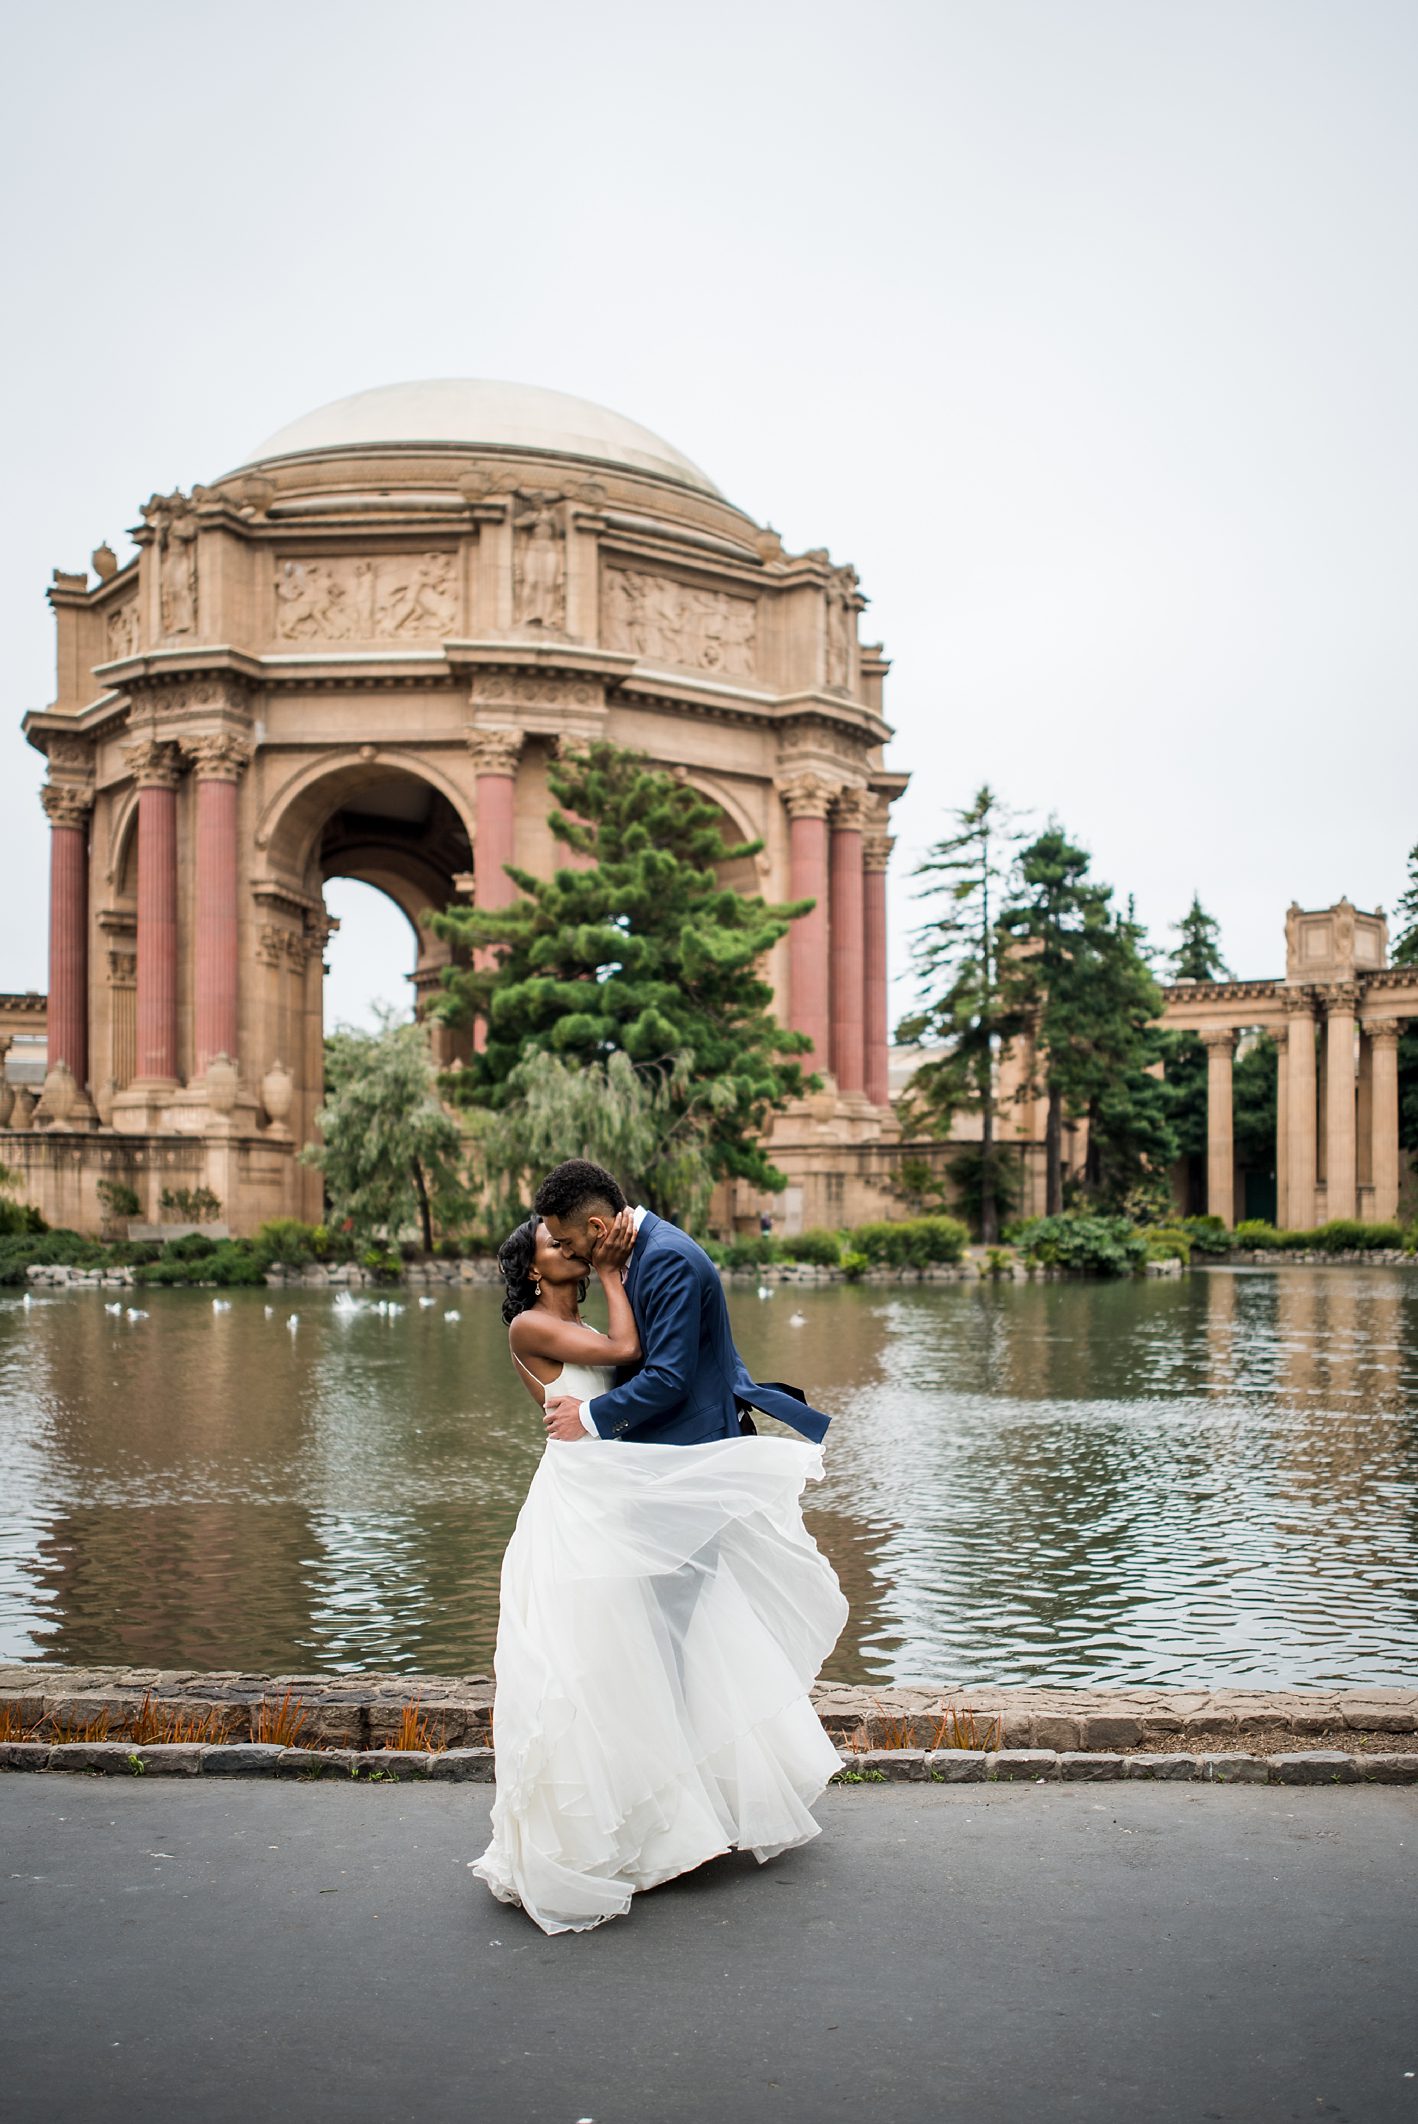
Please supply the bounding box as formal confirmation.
[1200,993,1406,1227]
[779,775,891,1103]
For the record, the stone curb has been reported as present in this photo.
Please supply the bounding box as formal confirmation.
[10,1742,1404,1785]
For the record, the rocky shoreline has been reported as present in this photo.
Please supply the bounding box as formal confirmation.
[3,1668,1414,1786]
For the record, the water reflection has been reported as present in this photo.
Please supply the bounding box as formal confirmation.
[1,1269,1414,1686]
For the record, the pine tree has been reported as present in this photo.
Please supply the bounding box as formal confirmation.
[895,785,1029,1242]
[1168,893,1231,982]
[426,742,812,1200]
[998,828,1177,1215]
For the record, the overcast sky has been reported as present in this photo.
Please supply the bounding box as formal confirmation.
[3,0,1414,1031]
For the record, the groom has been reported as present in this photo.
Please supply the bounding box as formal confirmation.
[535,1158,830,1447]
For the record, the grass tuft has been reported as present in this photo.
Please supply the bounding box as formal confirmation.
[44,1708,113,1744]
[250,1689,310,1748]
[389,1697,447,1753]
[0,1703,39,1743]
[845,1699,1001,1753]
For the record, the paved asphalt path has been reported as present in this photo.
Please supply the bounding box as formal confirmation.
[2,1778,1415,2124]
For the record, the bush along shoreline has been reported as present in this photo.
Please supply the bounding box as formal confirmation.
[4,1206,1415,1293]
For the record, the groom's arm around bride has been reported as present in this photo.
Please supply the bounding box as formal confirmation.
[535,1159,830,1448]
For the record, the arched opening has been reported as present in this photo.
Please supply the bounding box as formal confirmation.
[321,879,420,1031]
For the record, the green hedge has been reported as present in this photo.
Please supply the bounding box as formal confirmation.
[1232,1218,1411,1253]
[849,1216,970,1268]
[1012,1215,1149,1277]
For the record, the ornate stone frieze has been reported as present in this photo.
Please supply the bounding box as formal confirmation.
[466,727,524,777]
[153,676,248,719]
[44,733,96,776]
[777,721,861,769]
[107,950,137,984]
[274,551,458,642]
[512,494,566,632]
[831,786,874,833]
[777,773,837,822]
[602,567,756,679]
[40,780,94,829]
[183,732,253,781]
[104,599,141,661]
[121,738,184,789]
[470,670,600,709]
[256,922,312,970]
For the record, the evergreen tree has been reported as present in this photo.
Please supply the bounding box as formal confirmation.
[1393,842,1418,1173]
[426,743,812,1197]
[1160,893,1230,1209]
[999,829,1177,1215]
[300,1009,474,1249]
[895,785,1029,1241]
[1168,892,1231,982]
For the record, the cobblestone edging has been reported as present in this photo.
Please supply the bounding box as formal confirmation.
[3,1671,1416,1785]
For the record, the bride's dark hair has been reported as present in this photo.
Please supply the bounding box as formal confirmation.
[498,1215,588,1326]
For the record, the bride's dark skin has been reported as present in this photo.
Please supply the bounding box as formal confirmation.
[509,1210,640,1423]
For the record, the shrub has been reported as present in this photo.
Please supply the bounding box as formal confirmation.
[1142,1226,1192,1264]
[165,1230,217,1261]
[96,1179,141,1222]
[1013,1214,1148,1277]
[718,1235,783,1270]
[983,1246,1015,1277]
[0,1199,45,1237]
[780,1228,842,1267]
[252,1218,323,1267]
[158,1184,222,1223]
[840,1250,869,1281]
[1181,1214,1232,1255]
[361,1246,403,1282]
[848,1216,969,1269]
[1232,1219,1282,1248]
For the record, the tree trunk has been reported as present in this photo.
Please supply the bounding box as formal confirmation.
[1045,1083,1063,1216]
[411,1157,433,1253]
[980,1088,997,1246]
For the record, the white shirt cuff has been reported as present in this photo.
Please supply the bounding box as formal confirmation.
[578,1400,598,1435]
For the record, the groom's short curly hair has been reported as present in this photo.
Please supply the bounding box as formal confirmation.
[533,1159,627,1223]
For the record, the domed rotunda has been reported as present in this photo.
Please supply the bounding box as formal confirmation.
[19,380,907,1234]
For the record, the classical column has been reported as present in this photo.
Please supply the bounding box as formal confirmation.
[778,775,834,1071]
[829,788,870,1095]
[1324,982,1360,1222]
[124,738,184,1085]
[1200,1027,1237,1227]
[1272,1022,1289,1228]
[862,829,893,1108]
[468,728,523,917]
[185,734,251,1078]
[41,780,94,1091]
[1282,990,1318,1229]
[1367,1020,1402,1224]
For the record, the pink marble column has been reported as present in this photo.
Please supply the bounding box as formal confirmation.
[126,740,183,1084]
[41,781,93,1088]
[778,775,834,1069]
[468,728,523,1050]
[862,828,893,1108]
[829,789,870,1095]
[186,734,250,1076]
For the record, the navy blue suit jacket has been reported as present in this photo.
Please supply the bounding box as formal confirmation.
[585,1212,830,1446]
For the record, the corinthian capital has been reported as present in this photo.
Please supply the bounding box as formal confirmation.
[831,785,874,833]
[1322,980,1363,1014]
[40,780,94,830]
[777,773,836,822]
[466,726,524,777]
[183,732,253,781]
[863,834,895,873]
[1199,1026,1238,1053]
[1365,1017,1402,1048]
[122,737,184,789]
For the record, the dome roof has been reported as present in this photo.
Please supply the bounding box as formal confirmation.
[238,379,721,496]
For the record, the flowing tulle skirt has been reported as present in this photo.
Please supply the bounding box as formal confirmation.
[469,1433,849,1934]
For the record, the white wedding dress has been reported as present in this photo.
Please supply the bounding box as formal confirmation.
[469,1356,849,1934]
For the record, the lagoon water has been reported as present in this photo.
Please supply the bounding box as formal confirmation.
[1,1268,1415,1688]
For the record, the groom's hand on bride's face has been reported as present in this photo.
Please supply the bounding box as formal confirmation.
[543,1395,589,1440]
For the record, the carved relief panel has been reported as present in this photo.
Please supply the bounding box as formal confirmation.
[511,494,566,632]
[602,567,756,678]
[104,598,141,661]
[273,551,459,642]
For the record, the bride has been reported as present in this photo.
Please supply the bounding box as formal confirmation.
[469,1204,848,1935]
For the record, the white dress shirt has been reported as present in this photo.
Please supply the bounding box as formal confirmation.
[578,1204,647,1433]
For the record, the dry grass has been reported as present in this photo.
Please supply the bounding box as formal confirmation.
[0,1702,39,1743]
[126,1692,233,1747]
[250,1690,310,1748]
[43,1708,113,1744]
[388,1697,447,1753]
[846,1699,1002,1753]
